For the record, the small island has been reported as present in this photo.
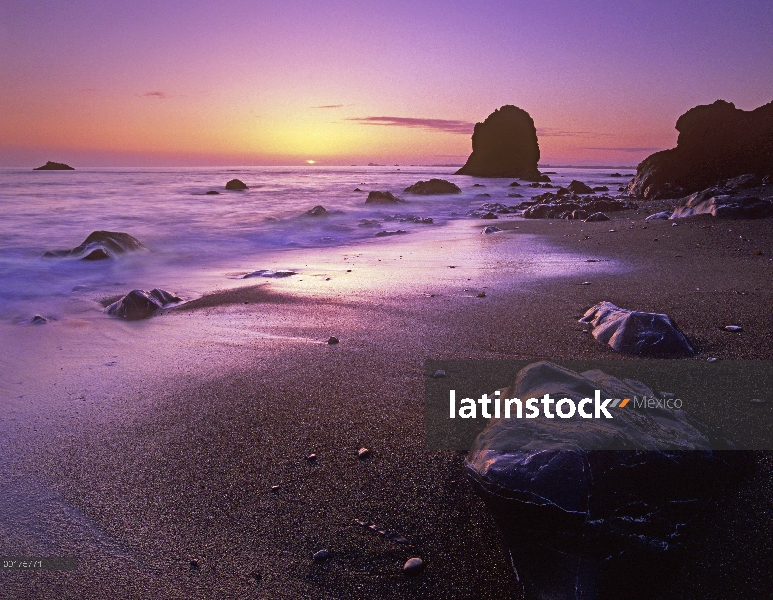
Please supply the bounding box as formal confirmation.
[34,161,75,170]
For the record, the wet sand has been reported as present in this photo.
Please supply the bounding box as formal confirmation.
[2,212,773,599]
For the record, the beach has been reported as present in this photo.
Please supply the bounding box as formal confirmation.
[2,206,772,599]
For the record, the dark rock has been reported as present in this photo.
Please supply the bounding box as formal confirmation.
[375,229,408,237]
[358,219,381,228]
[403,179,461,195]
[353,187,363,192]
[618,186,626,192]
[724,325,743,332]
[313,550,329,561]
[480,212,498,220]
[43,231,146,260]
[466,360,749,600]
[33,161,74,170]
[610,173,623,177]
[306,205,328,217]
[628,99,773,198]
[507,193,523,198]
[472,183,485,187]
[205,190,220,195]
[508,181,521,187]
[456,105,542,180]
[671,188,773,219]
[357,447,371,459]
[645,211,672,221]
[366,191,402,204]
[433,369,446,378]
[592,186,609,192]
[328,336,340,344]
[482,226,502,234]
[225,179,248,190]
[568,180,593,194]
[30,315,48,324]
[106,288,182,320]
[476,193,491,197]
[539,174,551,182]
[477,291,486,298]
[571,209,588,220]
[243,269,297,278]
[725,174,761,189]
[579,301,693,356]
[584,212,610,222]
[403,557,424,576]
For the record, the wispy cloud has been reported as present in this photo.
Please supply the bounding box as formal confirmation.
[139,91,168,99]
[583,146,662,153]
[537,128,613,138]
[347,116,475,134]
[312,104,345,109]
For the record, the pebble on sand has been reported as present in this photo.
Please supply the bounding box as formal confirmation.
[403,557,424,576]
[306,453,318,461]
[30,315,48,324]
[313,549,329,561]
[357,447,371,459]
[477,292,486,298]
[724,325,743,332]
[328,336,340,344]
[433,369,446,379]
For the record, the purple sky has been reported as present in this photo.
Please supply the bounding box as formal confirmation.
[2,0,772,166]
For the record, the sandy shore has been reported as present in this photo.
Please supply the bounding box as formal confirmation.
[2,211,773,599]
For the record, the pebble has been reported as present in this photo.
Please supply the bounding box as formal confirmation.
[328,336,339,344]
[357,447,371,459]
[313,549,329,561]
[403,557,424,576]
[433,369,446,379]
[672,222,679,226]
[580,281,591,285]
[248,571,262,583]
[707,357,718,362]
[750,398,768,405]
[306,453,317,461]
[30,315,48,324]
[724,325,743,332]
[477,292,486,298]
[271,485,280,491]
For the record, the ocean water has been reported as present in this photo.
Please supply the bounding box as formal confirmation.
[0,165,632,319]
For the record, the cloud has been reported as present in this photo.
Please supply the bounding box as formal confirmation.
[583,146,662,153]
[537,128,613,138]
[312,104,345,109]
[139,91,168,99]
[347,116,475,134]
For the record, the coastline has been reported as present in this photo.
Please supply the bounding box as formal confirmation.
[2,212,773,599]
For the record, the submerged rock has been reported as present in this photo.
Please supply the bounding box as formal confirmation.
[456,105,542,180]
[33,161,74,170]
[106,289,181,320]
[466,360,749,600]
[579,301,693,356]
[365,191,402,204]
[225,178,248,190]
[627,99,773,198]
[43,231,146,260]
[242,269,297,279]
[403,179,461,195]
[567,180,593,194]
[670,188,773,219]
[306,205,329,217]
[205,190,220,195]
[375,229,408,237]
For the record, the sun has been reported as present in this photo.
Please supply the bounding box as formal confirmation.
[306,159,316,164]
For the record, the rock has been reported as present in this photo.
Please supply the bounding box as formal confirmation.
[726,174,761,189]
[271,485,280,491]
[466,360,749,600]
[567,180,593,194]
[627,100,773,198]
[456,105,542,180]
[30,315,48,324]
[610,173,623,177]
[539,175,551,182]
[570,210,588,220]
[477,291,486,298]
[645,211,672,221]
[670,188,773,219]
[306,205,328,217]
[472,183,485,187]
[205,190,220,195]
[593,186,609,192]
[306,453,318,461]
[480,212,498,220]
[357,447,371,459]
[225,178,248,190]
[482,226,502,234]
[433,369,446,379]
[313,549,329,561]
[403,179,461,195]
[724,325,743,332]
[43,231,146,260]
[584,212,610,222]
[327,336,339,344]
[243,270,297,278]
[106,288,182,320]
[508,181,521,187]
[403,557,424,576]
[507,193,523,198]
[365,191,402,204]
[579,301,693,356]
[33,161,74,170]
[476,193,492,197]
[358,219,381,228]
[375,230,408,237]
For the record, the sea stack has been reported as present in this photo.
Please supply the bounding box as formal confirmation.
[456,105,541,180]
[628,99,773,198]
[34,161,74,170]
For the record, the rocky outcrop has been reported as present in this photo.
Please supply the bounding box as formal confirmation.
[670,187,773,219]
[33,161,74,170]
[365,191,403,204]
[520,194,637,220]
[579,301,693,356]
[106,289,181,320]
[456,105,542,180]
[305,205,328,217]
[628,99,773,198]
[466,361,748,600]
[225,179,248,190]
[43,231,146,260]
[403,179,461,194]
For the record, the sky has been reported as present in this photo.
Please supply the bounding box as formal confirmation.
[1,0,772,167]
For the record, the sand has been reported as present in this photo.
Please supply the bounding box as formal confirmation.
[2,210,773,599]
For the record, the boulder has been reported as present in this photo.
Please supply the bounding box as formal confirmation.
[579,301,693,356]
[568,180,593,194]
[584,212,609,222]
[455,105,542,180]
[592,186,609,192]
[33,161,74,170]
[106,289,181,320]
[482,226,502,234]
[466,360,748,600]
[403,179,461,194]
[571,209,589,220]
[43,231,146,260]
[365,191,402,204]
[670,188,773,219]
[645,211,672,221]
[306,205,328,217]
[508,181,521,187]
[375,229,408,237]
[628,99,773,198]
[225,178,248,190]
